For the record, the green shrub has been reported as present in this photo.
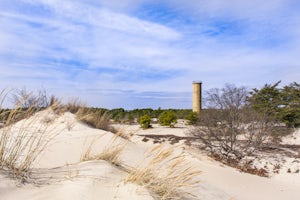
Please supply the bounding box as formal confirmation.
[138,114,152,129]
[127,114,134,124]
[159,111,177,127]
[186,112,198,125]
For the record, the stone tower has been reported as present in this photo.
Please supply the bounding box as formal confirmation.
[192,81,202,114]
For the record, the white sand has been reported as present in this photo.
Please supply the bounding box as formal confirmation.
[281,129,300,145]
[1,110,299,200]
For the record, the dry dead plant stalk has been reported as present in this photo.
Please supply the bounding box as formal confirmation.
[66,118,75,131]
[65,163,80,180]
[125,144,201,200]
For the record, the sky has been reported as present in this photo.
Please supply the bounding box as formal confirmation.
[0,0,300,109]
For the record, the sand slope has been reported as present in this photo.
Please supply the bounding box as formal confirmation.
[1,110,299,200]
[116,123,300,200]
[0,110,153,200]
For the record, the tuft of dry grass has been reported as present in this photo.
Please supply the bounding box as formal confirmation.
[125,144,201,200]
[80,131,127,167]
[76,107,115,132]
[61,99,116,133]
[64,98,84,114]
[0,89,61,182]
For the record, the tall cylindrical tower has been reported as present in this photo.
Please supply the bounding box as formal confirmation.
[192,81,202,114]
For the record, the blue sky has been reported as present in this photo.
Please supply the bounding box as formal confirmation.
[1,0,299,109]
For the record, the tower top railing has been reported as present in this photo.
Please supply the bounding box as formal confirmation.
[192,81,202,84]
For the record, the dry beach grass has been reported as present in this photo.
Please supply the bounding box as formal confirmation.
[80,131,127,167]
[125,144,201,200]
[0,90,61,182]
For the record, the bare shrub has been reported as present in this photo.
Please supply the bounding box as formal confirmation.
[189,84,273,160]
[12,88,51,109]
[125,144,201,200]
[4,88,63,123]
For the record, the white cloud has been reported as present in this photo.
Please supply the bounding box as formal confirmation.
[22,0,180,40]
[0,0,300,108]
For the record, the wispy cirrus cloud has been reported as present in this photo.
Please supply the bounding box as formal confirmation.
[0,0,299,109]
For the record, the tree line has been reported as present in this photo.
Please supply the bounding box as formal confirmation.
[2,81,299,129]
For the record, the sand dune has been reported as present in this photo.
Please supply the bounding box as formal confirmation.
[1,110,299,200]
